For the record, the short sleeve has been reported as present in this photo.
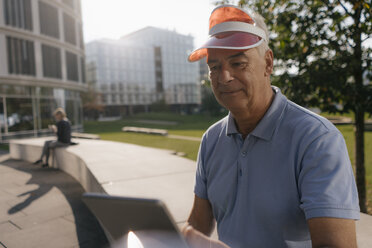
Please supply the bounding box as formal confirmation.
[298,130,360,220]
[194,134,208,199]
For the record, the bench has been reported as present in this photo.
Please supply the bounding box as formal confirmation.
[9,137,372,247]
[122,126,168,136]
[71,132,100,140]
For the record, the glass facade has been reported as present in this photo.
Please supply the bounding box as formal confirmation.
[6,36,36,76]
[39,1,59,39]
[4,0,33,31]
[42,44,62,79]
[81,57,86,82]
[0,0,86,139]
[0,86,82,141]
[86,27,201,112]
[63,13,76,45]
[6,97,34,132]
[66,51,79,81]
[39,97,57,129]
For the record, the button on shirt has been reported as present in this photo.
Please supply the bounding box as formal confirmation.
[194,87,360,248]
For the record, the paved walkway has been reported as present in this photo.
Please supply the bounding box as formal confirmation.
[0,154,108,248]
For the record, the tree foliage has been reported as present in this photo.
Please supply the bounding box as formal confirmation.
[234,0,372,113]
[200,80,227,116]
[81,86,104,120]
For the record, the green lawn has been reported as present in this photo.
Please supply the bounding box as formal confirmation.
[99,132,201,161]
[84,112,222,160]
[336,125,372,213]
[84,112,372,213]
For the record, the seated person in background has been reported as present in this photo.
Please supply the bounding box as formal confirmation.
[34,108,71,168]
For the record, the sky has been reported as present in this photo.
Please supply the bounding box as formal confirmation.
[81,0,371,49]
[81,0,217,48]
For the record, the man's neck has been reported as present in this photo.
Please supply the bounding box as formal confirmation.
[232,88,275,138]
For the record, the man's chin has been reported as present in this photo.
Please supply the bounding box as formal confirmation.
[219,101,248,113]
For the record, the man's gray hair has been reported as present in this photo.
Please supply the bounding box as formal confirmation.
[250,10,270,55]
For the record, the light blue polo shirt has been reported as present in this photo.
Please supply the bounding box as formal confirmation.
[194,86,360,248]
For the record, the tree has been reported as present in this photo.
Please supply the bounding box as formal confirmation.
[81,86,104,120]
[200,80,227,116]
[218,0,372,212]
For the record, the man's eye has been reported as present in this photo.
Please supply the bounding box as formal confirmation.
[232,62,245,68]
[209,66,218,71]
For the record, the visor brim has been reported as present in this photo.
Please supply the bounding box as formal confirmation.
[188,32,263,62]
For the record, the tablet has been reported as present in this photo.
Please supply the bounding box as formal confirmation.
[82,192,189,248]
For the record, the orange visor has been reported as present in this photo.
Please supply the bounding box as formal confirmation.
[188,5,266,62]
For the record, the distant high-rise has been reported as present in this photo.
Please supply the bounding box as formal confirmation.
[85,27,201,116]
[0,0,86,140]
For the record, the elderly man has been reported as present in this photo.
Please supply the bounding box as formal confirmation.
[182,5,360,248]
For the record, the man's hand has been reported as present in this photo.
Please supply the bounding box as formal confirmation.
[182,225,230,248]
[182,195,229,247]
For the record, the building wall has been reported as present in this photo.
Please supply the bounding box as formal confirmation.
[86,40,156,107]
[0,0,86,140]
[86,27,201,113]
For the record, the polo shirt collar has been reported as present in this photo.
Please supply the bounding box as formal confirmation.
[226,86,287,141]
[226,112,239,135]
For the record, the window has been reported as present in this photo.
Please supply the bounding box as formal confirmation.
[6,97,34,132]
[6,36,35,76]
[63,13,76,45]
[80,57,85,83]
[65,99,76,125]
[65,51,78,81]
[41,44,61,79]
[154,46,163,93]
[39,1,59,39]
[39,98,57,128]
[4,0,33,30]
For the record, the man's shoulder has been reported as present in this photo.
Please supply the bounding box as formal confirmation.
[283,99,340,138]
[202,115,229,141]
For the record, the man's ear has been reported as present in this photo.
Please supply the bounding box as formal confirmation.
[264,49,274,77]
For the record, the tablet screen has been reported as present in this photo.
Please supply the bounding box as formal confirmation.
[82,193,189,248]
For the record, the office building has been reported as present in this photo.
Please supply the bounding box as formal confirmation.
[0,0,86,140]
[86,27,200,115]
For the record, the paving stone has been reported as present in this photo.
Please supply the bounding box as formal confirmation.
[0,159,108,248]
[9,205,72,229]
[0,171,31,187]
[357,213,372,248]
[0,202,27,223]
[2,183,39,196]
[0,189,17,202]
[6,187,71,215]
[0,217,79,248]
[0,221,20,234]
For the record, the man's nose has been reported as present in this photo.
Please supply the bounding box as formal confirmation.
[218,67,233,85]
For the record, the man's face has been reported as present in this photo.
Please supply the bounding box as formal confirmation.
[207,48,271,113]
